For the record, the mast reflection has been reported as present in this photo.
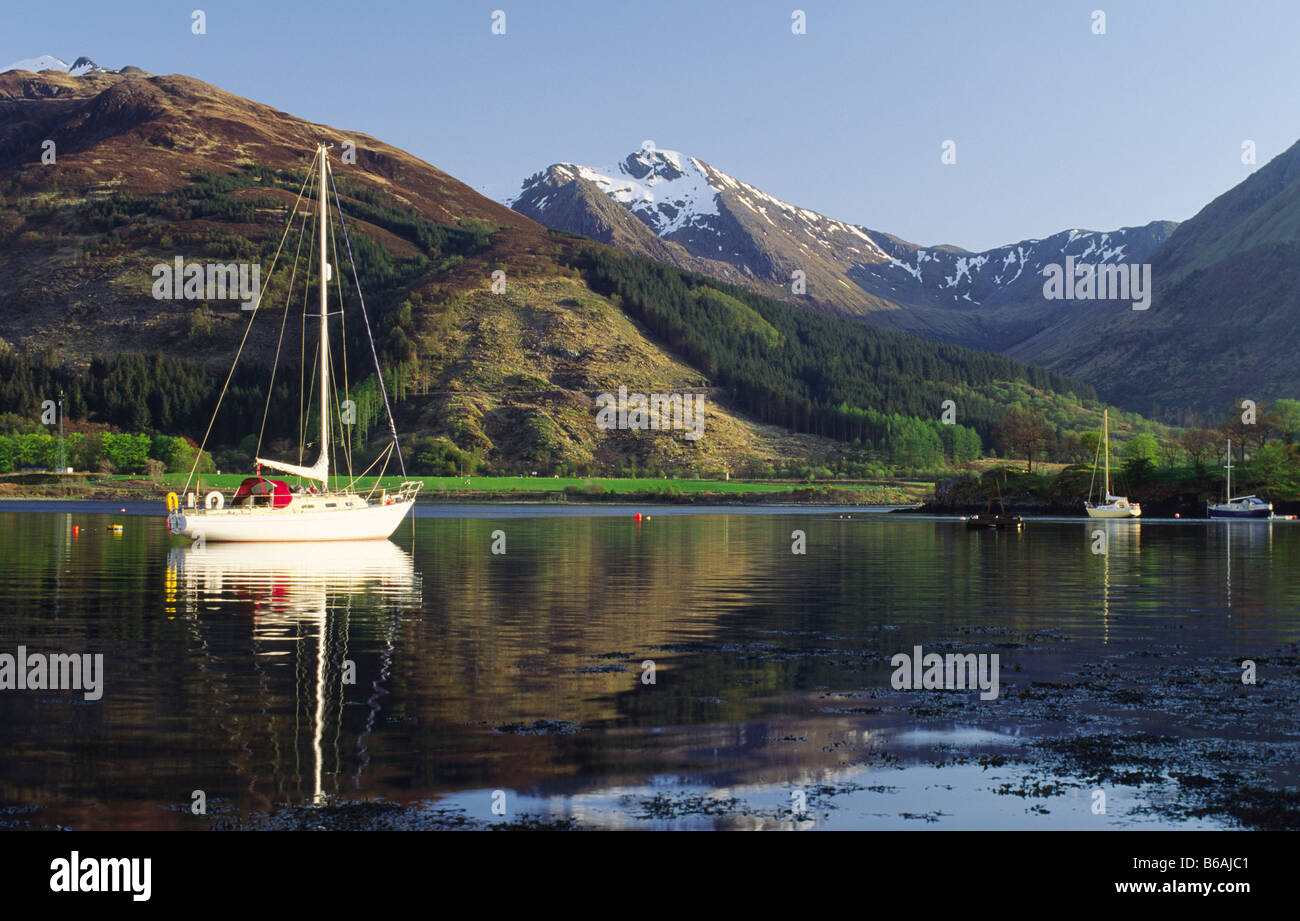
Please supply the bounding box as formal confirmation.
[166,541,421,805]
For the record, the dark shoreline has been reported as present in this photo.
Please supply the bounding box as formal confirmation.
[0,482,920,508]
[911,499,1300,519]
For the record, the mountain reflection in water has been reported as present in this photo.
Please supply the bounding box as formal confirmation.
[0,507,1297,829]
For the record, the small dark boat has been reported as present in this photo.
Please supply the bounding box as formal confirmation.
[1208,495,1273,519]
[966,478,1023,530]
[1207,440,1273,519]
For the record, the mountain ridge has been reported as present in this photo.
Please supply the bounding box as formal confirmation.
[1,55,122,76]
[1009,136,1300,415]
[508,145,1178,353]
[509,142,1300,416]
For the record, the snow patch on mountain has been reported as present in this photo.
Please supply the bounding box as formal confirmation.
[861,226,1170,308]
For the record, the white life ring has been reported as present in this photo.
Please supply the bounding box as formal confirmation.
[205,490,224,509]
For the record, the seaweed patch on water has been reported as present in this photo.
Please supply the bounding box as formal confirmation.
[1034,733,1170,785]
[630,778,870,826]
[903,690,981,718]
[993,774,1074,798]
[1141,781,1300,830]
[493,719,586,735]
[932,752,1022,770]
[230,798,580,831]
[0,804,42,829]
[1031,732,1300,829]
[635,792,741,819]
[818,705,883,714]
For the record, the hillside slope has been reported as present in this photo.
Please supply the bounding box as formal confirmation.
[0,69,1122,474]
[1009,138,1300,416]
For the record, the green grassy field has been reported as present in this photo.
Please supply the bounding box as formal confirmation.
[154,473,913,496]
[0,470,929,504]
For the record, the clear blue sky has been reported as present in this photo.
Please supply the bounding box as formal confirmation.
[5,0,1297,251]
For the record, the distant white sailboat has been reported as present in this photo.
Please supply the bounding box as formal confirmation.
[1085,409,1141,519]
[1208,439,1273,519]
[167,144,421,542]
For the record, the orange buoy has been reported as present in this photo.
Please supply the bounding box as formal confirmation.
[634,513,642,522]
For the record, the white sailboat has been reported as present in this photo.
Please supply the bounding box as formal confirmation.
[1084,409,1141,519]
[1208,439,1273,519]
[167,144,421,542]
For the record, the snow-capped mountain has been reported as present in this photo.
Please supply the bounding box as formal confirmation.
[1,55,112,76]
[512,146,885,254]
[508,145,1176,351]
[509,146,908,322]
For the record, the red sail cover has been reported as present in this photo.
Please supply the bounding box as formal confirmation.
[232,476,291,509]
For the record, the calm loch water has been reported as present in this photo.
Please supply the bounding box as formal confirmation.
[1,502,1297,830]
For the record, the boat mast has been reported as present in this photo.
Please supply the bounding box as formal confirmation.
[318,144,330,490]
[1226,438,1232,502]
[1103,409,1110,498]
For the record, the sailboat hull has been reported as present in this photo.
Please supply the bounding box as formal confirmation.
[1085,505,1141,519]
[170,498,416,542]
[1208,506,1272,519]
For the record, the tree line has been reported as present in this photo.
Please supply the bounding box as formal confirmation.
[991,399,1300,495]
[565,245,1094,450]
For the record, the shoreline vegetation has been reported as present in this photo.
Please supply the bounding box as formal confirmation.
[0,472,925,507]
[6,461,1300,517]
[919,464,1300,518]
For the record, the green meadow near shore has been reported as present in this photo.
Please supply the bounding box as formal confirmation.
[0,471,926,505]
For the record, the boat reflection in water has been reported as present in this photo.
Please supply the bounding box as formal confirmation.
[165,541,421,807]
[1086,519,1141,645]
[1218,518,1273,611]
